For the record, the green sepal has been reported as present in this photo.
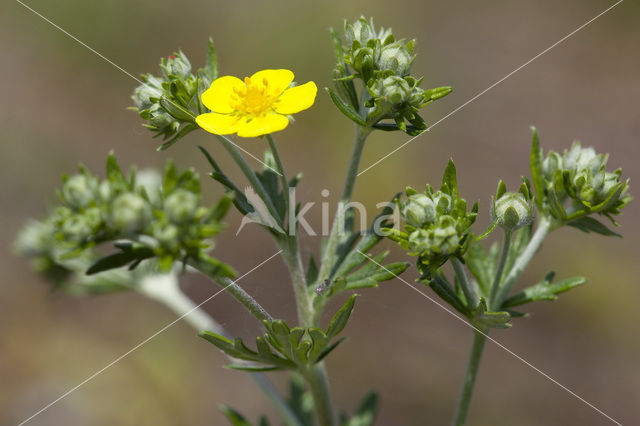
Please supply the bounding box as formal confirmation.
[159,95,196,123]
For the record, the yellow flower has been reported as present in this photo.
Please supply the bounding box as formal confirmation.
[196,69,317,138]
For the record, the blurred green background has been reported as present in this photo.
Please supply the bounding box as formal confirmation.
[2,0,639,424]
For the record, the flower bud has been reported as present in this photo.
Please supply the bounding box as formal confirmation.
[542,151,562,180]
[164,189,199,224]
[378,42,413,76]
[408,215,460,255]
[161,52,192,80]
[402,194,436,227]
[61,215,94,241]
[132,75,164,110]
[148,104,176,130]
[432,191,453,214]
[135,170,163,206]
[110,193,150,233]
[344,17,376,48]
[373,76,412,104]
[491,192,533,231]
[62,174,97,210]
[15,220,54,256]
[563,142,605,175]
[153,223,180,250]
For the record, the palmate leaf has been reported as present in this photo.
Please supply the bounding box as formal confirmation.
[502,272,587,308]
[200,297,357,371]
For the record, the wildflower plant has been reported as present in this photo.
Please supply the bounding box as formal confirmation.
[16,15,632,426]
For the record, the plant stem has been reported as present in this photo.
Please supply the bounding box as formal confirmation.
[215,134,283,224]
[494,217,553,306]
[451,257,479,309]
[453,329,488,426]
[266,134,290,219]
[317,125,371,285]
[264,134,336,426]
[305,364,336,426]
[188,258,274,323]
[488,229,512,310]
[280,237,315,327]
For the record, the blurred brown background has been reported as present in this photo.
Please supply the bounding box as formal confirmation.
[2,0,639,425]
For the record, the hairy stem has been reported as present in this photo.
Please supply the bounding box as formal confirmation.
[188,258,274,323]
[494,217,553,306]
[488,229,512,310]
[137,273,301,425]
[451,257,479,309]
[305,364,336,426]
[317,125,371,285]
[264,140,337,426]
[453,329,488,426]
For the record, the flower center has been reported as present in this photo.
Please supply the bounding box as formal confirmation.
[230,77,280,117]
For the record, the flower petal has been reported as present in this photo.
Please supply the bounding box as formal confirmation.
[196,113,239,135]
[274,81,318,115]
[236,113,289,138]
[249,69,294,97]
[201,76,245,113]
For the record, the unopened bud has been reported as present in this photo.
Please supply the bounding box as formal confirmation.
[164,189,199,224]
[491,192,533,231]
[402,194,436,227]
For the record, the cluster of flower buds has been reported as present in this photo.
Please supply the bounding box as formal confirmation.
[489,180,534,232]
[385,161,478,277]
[16,154,233,277]
[329,17,452,135]
[131,40,219,150]
[530,129,631,229]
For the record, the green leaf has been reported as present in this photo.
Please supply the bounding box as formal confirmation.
[205,37,219,82]
[226,364,280,372]
[106,152,126,184]
[427,272,471,316]
[343,391,378,426]
[530,126,545,210]
[567,216,621,237]
[471,299,511,329]
[326,87,366,126]
[314,337,346,362]
[326,294,356,339]
[220,405,252,426]
[306,255,319,286]
[86,245,154,275]
[441,159,458,199]
[464,241,498,297]
[502,273,587,308]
